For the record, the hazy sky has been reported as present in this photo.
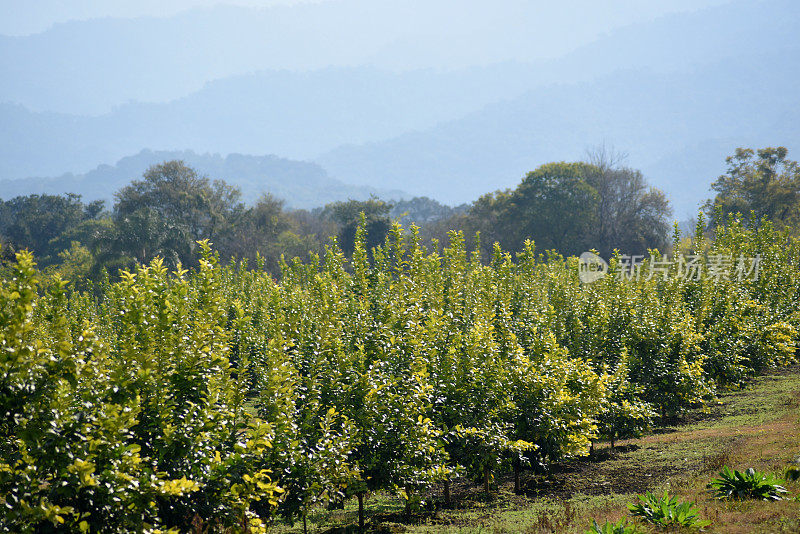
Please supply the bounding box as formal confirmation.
[0,0,316,35]
[2,0,733,36]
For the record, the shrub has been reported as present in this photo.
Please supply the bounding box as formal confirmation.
[0,250,284,532]
[786,466,800,482]
[586,518,643,533]
[707,466,789,501]
[628,491,711,530]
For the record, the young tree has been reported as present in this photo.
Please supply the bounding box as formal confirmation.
[595,351,655,450]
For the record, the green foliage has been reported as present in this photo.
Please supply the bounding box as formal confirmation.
[707,466,789,501]
[706,147,800,229]
[0,246,282,532]
[0,193,103,266]
[1,203,799,530]
[446,159,672,258]
[628,491,711,530]
[586,518,644,534]
[323,197,392,255]
[216,193,296,273]
[390,196,468,227]
[512,342,605,464]
[596,351,655,446]
[112,160,244,267]
[510,162,601,254]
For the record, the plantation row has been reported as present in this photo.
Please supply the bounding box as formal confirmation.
[1,216,799,532]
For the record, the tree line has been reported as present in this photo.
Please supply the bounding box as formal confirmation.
[1,147,797,284]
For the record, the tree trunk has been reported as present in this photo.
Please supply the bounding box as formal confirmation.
[610,432,615,451]
[358,492,365,530]
[303,513,308,534]
[589,440,594,457]
[513,458,521,494]
[483,467,491,496]
[443,478,451,508]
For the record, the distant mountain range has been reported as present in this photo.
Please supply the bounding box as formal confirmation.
[0,150,408,210]
[317,49,800,216]
[1,0,798,214]
[0,64,547,179]
[0,0,731,114]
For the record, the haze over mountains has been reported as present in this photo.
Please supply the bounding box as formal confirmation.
[318,50,800,218]
[2,0,730,113]
[1,0,798,215]
[0,64,546,178]
[0,150,404,209]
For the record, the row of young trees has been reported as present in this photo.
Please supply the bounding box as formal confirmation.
[2,209,798,531]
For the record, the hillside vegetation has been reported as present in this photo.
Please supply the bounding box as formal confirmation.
[1,211,798,531]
